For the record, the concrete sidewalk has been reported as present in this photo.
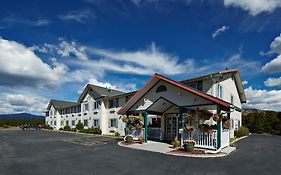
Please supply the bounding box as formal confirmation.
[119,141,236,158]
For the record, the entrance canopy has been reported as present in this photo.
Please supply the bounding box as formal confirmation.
[118,73,231,115]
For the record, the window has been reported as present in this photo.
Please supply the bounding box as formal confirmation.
[50,121,53,125]
[110,119,118,128]
[72,120,75,126]
[231,95,234,104]
[156,85,167,93]
[186,81,202,91]
[61,121,64,126]
[238,120,241,128]
[84,120,88,126]
[54,121,56,126]
[93,119,99,127]
[66,120,69,126]
[109,98,119,108]
[94,100,101,109]
[216,84,223,98]
[83,103,89,112]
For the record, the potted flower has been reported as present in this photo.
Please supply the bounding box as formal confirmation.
[183,140,196,152]
[183,125,196,132]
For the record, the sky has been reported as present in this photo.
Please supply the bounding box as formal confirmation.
[0,0,281,114]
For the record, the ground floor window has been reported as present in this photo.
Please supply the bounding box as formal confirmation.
[110,119,118,128]
[50,121,53,125]
[72,120,75,126]
[93,119,99,127]
[54,121,56,126]
[61,121,64,126]
[66,120,69,126]
[84,120,88,126]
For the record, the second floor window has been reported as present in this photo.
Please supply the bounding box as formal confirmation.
[94,100,101,109]
[110,119,118,128]
[83,103,89,112]
[216,84,223,99]
[109,98,119,108]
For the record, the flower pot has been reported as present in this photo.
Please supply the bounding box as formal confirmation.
[184,143,195,152]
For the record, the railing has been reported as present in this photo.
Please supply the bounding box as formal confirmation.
[221,130,230,148]
[184,130,217,150]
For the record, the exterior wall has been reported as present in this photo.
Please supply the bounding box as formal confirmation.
[183,73,243,137]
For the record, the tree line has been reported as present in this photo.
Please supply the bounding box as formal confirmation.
[243,110,281,136]
[0,118,45,127]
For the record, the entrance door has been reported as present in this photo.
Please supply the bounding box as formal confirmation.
[166,114,178,140]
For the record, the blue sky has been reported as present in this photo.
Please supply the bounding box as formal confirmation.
[0,0,281,114]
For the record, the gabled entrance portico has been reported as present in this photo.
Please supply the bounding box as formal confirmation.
[118,73,232,151]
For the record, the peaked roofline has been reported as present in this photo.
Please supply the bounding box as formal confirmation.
[180,69,246,103]
[47,99,77,110]
[118,73,231,115]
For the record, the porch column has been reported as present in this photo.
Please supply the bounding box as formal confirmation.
[178,107,184,146]
[217,107,221,149]
[144,111,148,143]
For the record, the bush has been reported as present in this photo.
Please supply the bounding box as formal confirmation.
[2,124,9,128]
[76,122,84,130]
[63,125,71,131]
[139,137,144,144]
[115,132,120,137]
[59,128,63,131]
[71,128,77,132]
[171,137,180,148]
[79,127,102,135]
[235,126,249,138]
[125,135,134,143]
[42,124,53,130]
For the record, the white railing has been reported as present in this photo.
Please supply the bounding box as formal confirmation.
[184,130,217,150]
[221,129,230,148]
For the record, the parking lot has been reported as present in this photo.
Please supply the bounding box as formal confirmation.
[0,129,280,175]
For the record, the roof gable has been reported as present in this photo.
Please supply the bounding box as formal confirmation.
[77,84,125,103]
[118,73,231,115]
[47,99,77,110]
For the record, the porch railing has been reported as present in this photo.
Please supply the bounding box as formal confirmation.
[184,130,217,150]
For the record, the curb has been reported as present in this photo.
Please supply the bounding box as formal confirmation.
[231,134,250,144]
[118,141,234,158]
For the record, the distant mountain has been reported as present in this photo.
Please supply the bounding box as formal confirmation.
[0,113,44,119]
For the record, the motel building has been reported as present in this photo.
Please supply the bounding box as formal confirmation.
[46,69,246,152]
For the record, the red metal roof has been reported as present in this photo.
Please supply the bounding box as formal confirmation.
[118,73,231,114]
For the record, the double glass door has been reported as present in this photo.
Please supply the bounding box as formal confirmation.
[166,114,178,140]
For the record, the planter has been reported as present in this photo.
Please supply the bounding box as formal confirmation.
[183,140,195,152]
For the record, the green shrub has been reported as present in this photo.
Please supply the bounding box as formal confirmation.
[171,137,180,148]
[59,128,63,131]
[75,122,84,130]
[42,124,53,130]
[2,124,9,128]
[71,128,77,132]
[235,126,249,138]
[79,127,102,135]
[139,137,144,144]
[115,132,120,137]
[63,125,71,131]
[125,135,134,143]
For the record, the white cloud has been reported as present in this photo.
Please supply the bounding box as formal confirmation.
[57,40,88,60]
[261,55,281,73]
[58,9,94,23]
[88,78,137,92]
[264,77,281,87]
[87,42,200,75]
[268,33,281,55]
[0,37,68,89]
[219,54,261,75]
[224,0,281,16]
[243,87,281,111]
[242,80,248,85]
[0,15,50,27]
[0,92,48,114]
[212,26,229,38]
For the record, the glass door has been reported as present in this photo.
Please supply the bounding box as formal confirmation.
[166,114,178,140]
